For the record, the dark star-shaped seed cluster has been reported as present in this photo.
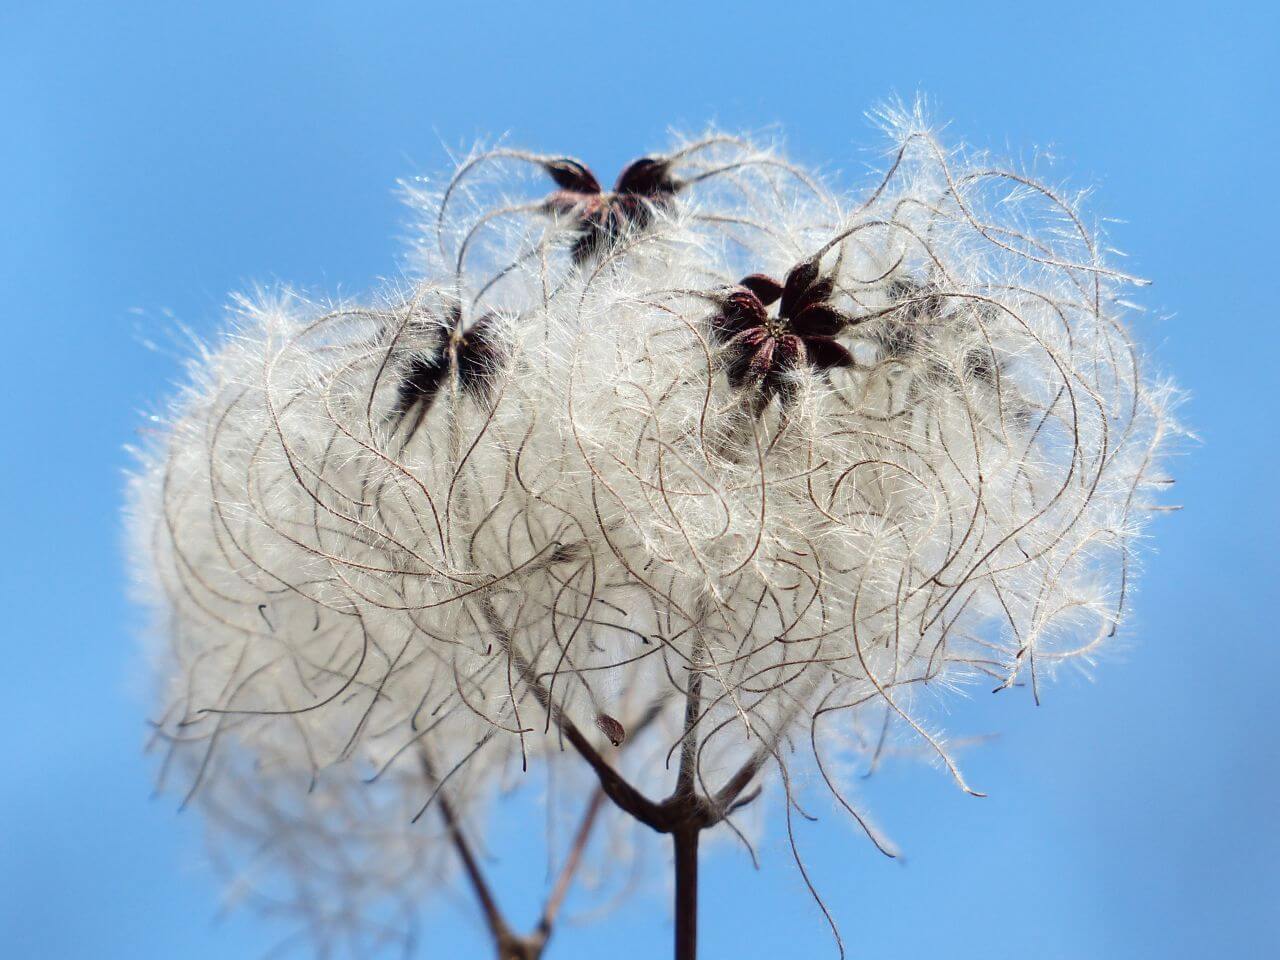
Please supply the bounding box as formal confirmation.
[709,261,856,406]
[542,156,680,263]
[392,307,504,431]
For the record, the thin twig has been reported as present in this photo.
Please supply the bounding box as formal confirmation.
[538,787,606,937]
[420,750,512,945]
[479,597,665,830]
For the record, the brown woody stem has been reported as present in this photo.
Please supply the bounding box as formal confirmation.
[673,827,700,960]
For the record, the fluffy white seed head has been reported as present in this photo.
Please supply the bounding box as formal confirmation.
[129,111,1177,947]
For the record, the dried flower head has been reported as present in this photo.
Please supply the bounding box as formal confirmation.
[129,108,1179,958]
[542,156,680,262]
[390,300,507,438]
[711,261,855,407]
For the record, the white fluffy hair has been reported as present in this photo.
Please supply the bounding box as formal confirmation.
[128,105,1177,953]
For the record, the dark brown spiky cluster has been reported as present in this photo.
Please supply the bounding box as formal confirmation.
[392,307,504,430]
[709,261,856,406]
[542,157,680,263]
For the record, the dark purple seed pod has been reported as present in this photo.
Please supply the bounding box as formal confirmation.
[803,336,855,371]
[614,157,678,198]
[711,289,768,344]
[543,158,602,194]
[392,354,449,420]
[454,314,505,402]
[391,321,451,420]
[791,304,846,338]
[779,260,821,317]
[739,274,784,306]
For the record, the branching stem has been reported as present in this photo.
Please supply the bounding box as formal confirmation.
[423,748,608,959]
[475,599,773,958]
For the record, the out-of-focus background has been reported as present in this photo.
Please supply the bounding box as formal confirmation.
[3,2,1276,957]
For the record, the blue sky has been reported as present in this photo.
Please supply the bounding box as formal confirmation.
[2,2,1276,957]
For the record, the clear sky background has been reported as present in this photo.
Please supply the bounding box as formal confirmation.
[2,2,1277,958]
